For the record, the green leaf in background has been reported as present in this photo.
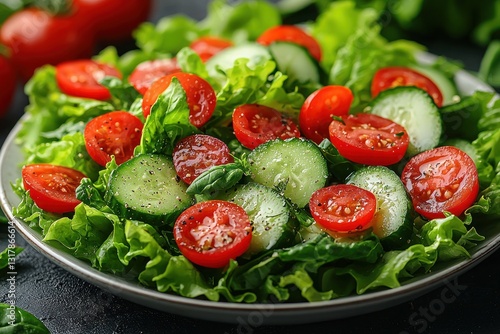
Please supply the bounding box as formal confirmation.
[0,303,50,334]
[479,40,500,88]
[134,15,202,56]
[0,247,23,271]
[201,0,281,43]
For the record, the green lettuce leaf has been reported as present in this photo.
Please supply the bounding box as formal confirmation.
[138,78,198,155]
[201,0,281,43]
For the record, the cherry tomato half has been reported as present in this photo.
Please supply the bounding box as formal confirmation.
[0,8,95,81]
[0,55,16,117]
[232,104,301,150]
[22,164,86,213]
[299,85,353,144]
[329,113,409,166]
[84,111,143,166]
[173,134,234,185]
[257,25,322,62]
[142,72,216,128]
[173,200,253,268]
[371,67,444,107]
[128,58,181,95]
[309,184,377,233]
[55,60,122,100]
[401,146,479,219]
[189,36,233,62]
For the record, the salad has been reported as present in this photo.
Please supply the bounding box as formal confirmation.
[9,0,500,304]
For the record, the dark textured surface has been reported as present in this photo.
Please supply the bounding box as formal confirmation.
[1,1,500,333]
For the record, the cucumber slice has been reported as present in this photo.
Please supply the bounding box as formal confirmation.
[411,64,458,106]
[247,138,328,208]
[205,43,271,79]
[221,182,297,256]
[442,138,479,164]
[369,86,442,156]
[268,41,322,84]
[347,166,413,249]
[105,154,192,224]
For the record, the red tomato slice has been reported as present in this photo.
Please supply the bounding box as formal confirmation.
[173,200,252,268]
[22,164,86,213]
[128,58,181,95]
[257,25,322,62]
[189,36,233,62]
[55,60,122,100]
[142,72,216,128]
[84,111,143,166]
[401,146,479,219]
[329,113,409,166]
[173,134,234,184]
[309,184,377,233]
[232,104,301,150]
[371,67,444,107]
[299,85,353,144]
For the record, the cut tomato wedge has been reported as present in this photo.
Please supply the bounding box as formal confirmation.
[84,111,143,166]
[309,184,377,233]
[232,104,300,149]
[401,146,479,219]
[129,58,181,95]
[299,85,353,144]
[329,113,409,166]
[173,134,233,184]
[22,164,86,213]
[55,59,122,100]
[173,200,253,268]
[371,66,444,107]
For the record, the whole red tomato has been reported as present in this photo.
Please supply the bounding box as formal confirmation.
[72,0,152,42]
[0,55,16,116]
[0,7,95,81]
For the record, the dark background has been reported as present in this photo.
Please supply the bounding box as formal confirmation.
[1,1,500,333]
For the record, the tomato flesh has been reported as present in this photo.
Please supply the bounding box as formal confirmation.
[174,200,252,268]
[189,36,233,62]
[371,67,444,107]
[84,111,143,166]
[299,85,353,144]
[22,164,86,213]
[329,113,409,166]
[309,184,377,233]
[257,25,322,62]
[129,58,181,95]
[142,72,216,128]
[232,104,301,149]
[401,146,479,219]
[56,60,122,100]
[173,134,234,184]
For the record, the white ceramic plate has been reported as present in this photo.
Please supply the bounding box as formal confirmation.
[1,53,499,325]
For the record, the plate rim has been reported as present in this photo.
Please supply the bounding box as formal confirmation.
[1,52,499,325]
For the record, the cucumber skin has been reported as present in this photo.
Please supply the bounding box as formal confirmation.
[247,138,329,208]
[105,154,192,225]
[369,86,442,157]
[347,166,414,249]
[221,182,298,256]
